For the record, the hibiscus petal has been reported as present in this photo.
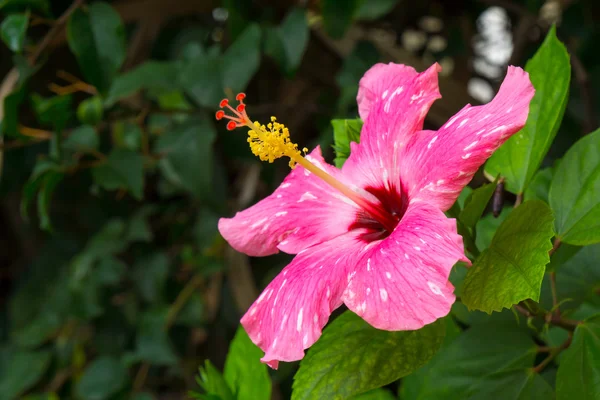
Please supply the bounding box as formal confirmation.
[218,147,359,256]
[343,63,441,190]
[342,202,468,330]
[403,66,535,210]
[241,229,370,368]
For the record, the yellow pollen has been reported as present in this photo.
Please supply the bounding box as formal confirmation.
[247,117,302,168]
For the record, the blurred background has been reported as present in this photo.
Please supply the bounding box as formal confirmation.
[0,0,598,399]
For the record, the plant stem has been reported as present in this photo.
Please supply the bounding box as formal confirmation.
[532,334,572,373]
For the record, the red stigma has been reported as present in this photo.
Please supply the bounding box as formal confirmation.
[217,95,251,131]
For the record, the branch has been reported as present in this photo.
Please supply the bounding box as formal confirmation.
[532,334,572,373]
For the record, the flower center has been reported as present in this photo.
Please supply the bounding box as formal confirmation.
[350,184,408,241]
[216,94,398,233]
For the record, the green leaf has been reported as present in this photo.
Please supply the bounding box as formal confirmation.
[279,8,309,74]
[92,149,145,199]
[20,159,58,220]
[125,206,155,242]
[112,121,142,150]
[197,361,235,400]
[31,93,72,131]
[549,128,600,245]
[351,388,396,400]
[401,323,538,400]
[553,244,600,310]
[466,370,555,400]
[475,206,512,250]
[75,356,128,400]
[105,61,180,106]
[224,327,271,400]
[292,311,445,400]
[524,167,553,203]
[556,315,600,400]
[355,0,398,20]
[77,95,104,124]
[36,170,63,231]
[547,242,581,272]
[63,125,99,151]
[458,179,497,230]
[154,116,217,199]
[1,12,28,52]
[322,0,361,39]
[462,200,554,313]
[222,24,261,93]
[67,2,125,94]
[132,308,178,366]
[332,118,362,168]
[181,49,223,107]
[0,0,48,14]
[0,350,52,399]
[485,26,570,194]
[133,252,169,304]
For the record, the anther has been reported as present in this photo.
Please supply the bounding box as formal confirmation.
[215,110,225,120]
[219,99,229,108]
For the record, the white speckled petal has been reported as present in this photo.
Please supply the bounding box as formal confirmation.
[218,147,359,256]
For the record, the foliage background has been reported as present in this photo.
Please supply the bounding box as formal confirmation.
[0,0,598,399]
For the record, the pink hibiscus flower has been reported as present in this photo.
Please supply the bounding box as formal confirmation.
[216,63,534,368]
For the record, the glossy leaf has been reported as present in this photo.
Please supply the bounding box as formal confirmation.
[132,308,178,366]
[322,0,360,39]
[554,244,600,310]
[0,0,48,14]
[524,167,553,203]
[105,61,180,106]
[222,24,261,93]
[224,327,271,400]
[75,356,128,400]
[154,116,216,199]
[401,324,538,400]
[351,388,396,400]
[63,125,99,152]
[475,206,512,251]
[132,252,169,304]
[36,170,63,231]
[0,350,52,399]
[332,118,362,168]
[486,26,570,194]
[67,2,125,94]
[355,0,398,20]
[31,93,72,131]
[181,49,223,107]
[279,8,309,74]
[1,12,28,52]
[458,179,497,230]
[196,361,235,400]
[556,315,600,400]
[292,311,445,400]
[549,128,600,245]
[92,149,144,200]
[462,201,554,313]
